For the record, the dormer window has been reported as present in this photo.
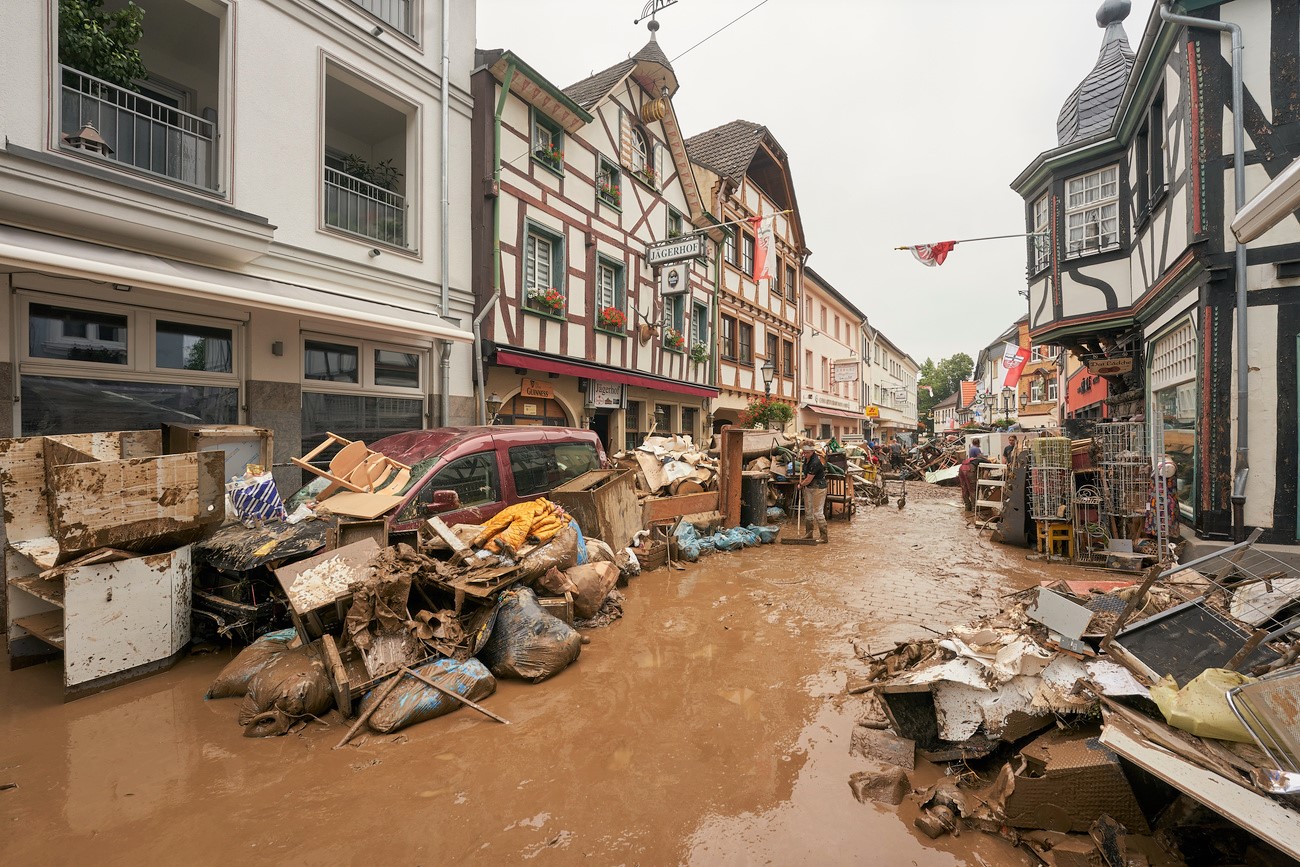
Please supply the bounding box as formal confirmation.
[1065,166,1118,257]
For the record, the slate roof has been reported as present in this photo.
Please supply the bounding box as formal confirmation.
[684,120,767,184]
[563,59,637,110]
[1056,3,1135,146]
[934,391,961,411]
[632,38,674,74]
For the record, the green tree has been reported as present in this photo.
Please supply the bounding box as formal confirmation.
[59,0,147,91]
[917,352,974,434]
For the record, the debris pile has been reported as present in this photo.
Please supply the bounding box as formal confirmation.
[847,541,1300,863]
[611,434,720,499]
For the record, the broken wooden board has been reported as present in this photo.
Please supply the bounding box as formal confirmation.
[316,491,403,520]
[642,491,720,525]
[423,516,469,555]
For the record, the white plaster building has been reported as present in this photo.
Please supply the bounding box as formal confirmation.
[0,0,475,487]
[863,327,919,443]
[798,267,863,440]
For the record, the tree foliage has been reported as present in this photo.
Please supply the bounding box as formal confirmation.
[59,0,147,90]
[918,352,975,434]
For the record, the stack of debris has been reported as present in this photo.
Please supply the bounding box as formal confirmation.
[847,538,1300,864]
[611,434,719,499]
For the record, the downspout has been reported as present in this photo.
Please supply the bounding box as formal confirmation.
[473,60,516,425]
[438,0,452,425]
[1159,3,1248,540]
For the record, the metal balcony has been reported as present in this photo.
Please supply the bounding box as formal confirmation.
[323,166,407,247]
[351,0,414,35]
[59,66,217,191]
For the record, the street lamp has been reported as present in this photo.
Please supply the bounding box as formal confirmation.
[1001,386,1013,414]
[760,359,776,396]
[486,392,503,425]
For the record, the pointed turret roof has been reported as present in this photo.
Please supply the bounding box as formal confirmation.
[1056,0,1136,145]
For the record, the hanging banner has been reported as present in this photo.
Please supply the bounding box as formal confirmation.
[749,215,774,282]
[1086,357,1134,376]
[1001,342,1030,388]
[908,241,956,267]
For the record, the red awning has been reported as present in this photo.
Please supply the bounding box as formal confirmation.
[494,349,718,399]
[802,403,864,422]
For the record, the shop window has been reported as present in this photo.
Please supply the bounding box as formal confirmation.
[305,340,359,383]
[655,403,675,434]
[681,407,698,440]
[301,334,426,456]
[156,320,233,373]
[626,400,643,452]
[374,349,420,388]
[496,394,570,427]
[1151,319,1197,517]
[22,376,237,436]
[29,302,128,364]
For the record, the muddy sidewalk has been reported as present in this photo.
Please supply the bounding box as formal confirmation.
[1,484,1062,865]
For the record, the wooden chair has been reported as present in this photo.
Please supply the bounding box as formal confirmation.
[291,433,411,499]
[825,475,855,519]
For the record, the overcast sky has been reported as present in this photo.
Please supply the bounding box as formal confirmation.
[477,0,1161,367]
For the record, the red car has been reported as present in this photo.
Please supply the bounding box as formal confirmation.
[287,426,607,536]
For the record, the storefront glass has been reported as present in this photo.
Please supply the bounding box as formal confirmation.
[21,376,237,435]
[1154,381,1195,516]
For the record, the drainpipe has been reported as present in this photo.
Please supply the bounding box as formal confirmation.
[473,60,516,425]
[438,0,452,424]
[1160,2,1248,540]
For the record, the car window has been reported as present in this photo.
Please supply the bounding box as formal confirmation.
[509,443,600,497]
[398,452,500,522]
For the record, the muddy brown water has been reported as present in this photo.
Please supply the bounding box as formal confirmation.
[2,485,1080,865]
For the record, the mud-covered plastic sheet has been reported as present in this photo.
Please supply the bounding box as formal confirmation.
[204,627,298,699]
[359,657,497,734]
[478,586,582,683]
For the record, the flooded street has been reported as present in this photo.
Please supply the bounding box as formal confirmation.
[2,485,1076,865]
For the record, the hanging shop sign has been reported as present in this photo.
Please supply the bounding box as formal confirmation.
[832,360,859,383]
[659,261,690,296]
[586,380,625,410]
[1086,357,1134,376]
[863,406,880,418]
[520,378,554,399]
[647,233,707,266]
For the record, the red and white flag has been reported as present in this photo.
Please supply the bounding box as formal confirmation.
[1002,342,1030,387]
[909,241,956,267]
[749,215,774,282]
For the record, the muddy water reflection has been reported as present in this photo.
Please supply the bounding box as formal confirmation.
[2,489,1058,864]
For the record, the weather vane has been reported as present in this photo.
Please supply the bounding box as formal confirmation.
[634,0,679,27]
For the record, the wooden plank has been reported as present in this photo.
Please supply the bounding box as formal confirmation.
[14,610,64,649]
[1099,716,1300,860]
[9,575,65,607]
[0,437,54,544]
[317,491,403,519]
[425,517,469,554]
[642,491,720,524]
[720,427,745,529]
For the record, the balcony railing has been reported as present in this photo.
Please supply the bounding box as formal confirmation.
[60,66,217,191]
[324,166,407,247]
[351,0,413,36]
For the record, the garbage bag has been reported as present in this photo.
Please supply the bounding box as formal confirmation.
[586,538,616,564]
[1150,669,1256,743]
[205,627,298,699]
[237,645,334,737]
[766,506,786,520]
[479,586,582,683]
[226,471,287,525]
[359,657,496,734]
[746,524,779,544]
[517,524,580,582]
[571,520,589,565]
[565,562,621,619]
[674,522,703,562]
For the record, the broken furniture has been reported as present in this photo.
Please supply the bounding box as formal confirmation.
[162,423,273,483]
[1,430,221,699]
[291,432,410,497]
[549,469,640,549]
[274,537,380,641]
[1227,666,1300,791]
[825,473,855,519]
[1037,522,1074,560]
[973,462,1004,526]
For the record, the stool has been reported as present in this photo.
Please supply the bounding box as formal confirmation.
[1038,521,1073,559]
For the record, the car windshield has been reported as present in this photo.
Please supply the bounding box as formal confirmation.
[283,454,439,512]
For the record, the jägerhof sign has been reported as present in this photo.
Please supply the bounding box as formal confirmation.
[646,233,706,266]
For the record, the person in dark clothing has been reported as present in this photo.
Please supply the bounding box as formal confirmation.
[797,441,829,543]
[1003,435,1018,462]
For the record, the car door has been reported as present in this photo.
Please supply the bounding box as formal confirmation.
[391,450,504,532]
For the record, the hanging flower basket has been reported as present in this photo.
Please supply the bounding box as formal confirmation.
[689,342,709,365]
[738,395,794,430]
[597,306,627,331]
[664,327,685,351]
[526,287,565,315]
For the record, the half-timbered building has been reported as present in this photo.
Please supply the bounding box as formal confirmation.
[470,38,721,453]
[1012,0,1300,543]
[686,121,807,431]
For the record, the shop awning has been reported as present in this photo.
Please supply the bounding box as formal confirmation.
[493,347,718,399]
[0,225,472,342]
[802,403,864,422]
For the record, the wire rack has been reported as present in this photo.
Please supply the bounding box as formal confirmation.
[1030,467,1072,520]
[1030,436,1072,469]
[1101,459,1150,519]
[1098,421,1147,463]
[1072,482,1108,564]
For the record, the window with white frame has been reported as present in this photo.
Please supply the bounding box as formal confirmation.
[597,158,621,208]
[19,294,239,436]
[524,225,565,315]
[301,335,426,457]
[1047,377,1058,402]
[668,208,684,239]
[531,112,564,173]
[595,257,624,331]
[1065,166,1119,257]
[631,127,650,180]
[724,228,738,267]
[690,302,709,347]
[1151,319,1197,517]
[1032,194,1052,271]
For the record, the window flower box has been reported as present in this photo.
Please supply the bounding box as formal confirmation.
[689,342,709,365]
[597,306,627,333]
[664,327,685,352]
[526,287,566,316]
[598,184,621,207]
[635,166,656,187]
[534,143,563,172]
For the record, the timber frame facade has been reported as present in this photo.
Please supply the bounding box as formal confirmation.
[470,41,722,452]
[686,121,807,428]
[1013,0,1300,542]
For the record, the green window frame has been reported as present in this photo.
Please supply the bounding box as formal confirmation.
[530,110,565,175]
[597,158,621,208]
[523,221,566,316]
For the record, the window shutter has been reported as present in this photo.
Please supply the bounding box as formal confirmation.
[655,142,667,189]
[619,108,632,171]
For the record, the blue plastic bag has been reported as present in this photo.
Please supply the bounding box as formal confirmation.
[571,519,589,565]
[359,657,496,734]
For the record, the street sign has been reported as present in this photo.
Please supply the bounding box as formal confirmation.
[659,261,690,296]
[647,233,707,266]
